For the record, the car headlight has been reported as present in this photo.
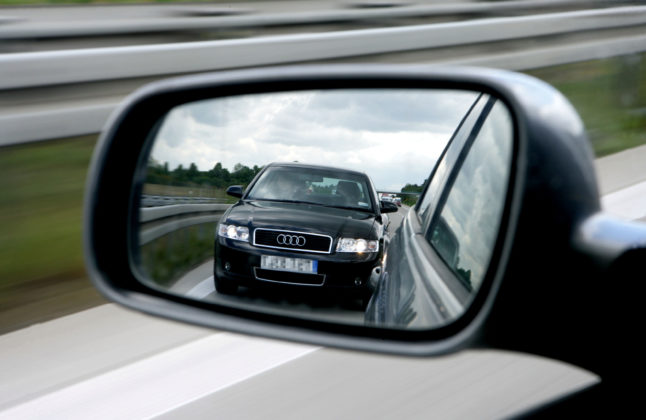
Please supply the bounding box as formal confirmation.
[218,224,250,242]
[336,238,379,253]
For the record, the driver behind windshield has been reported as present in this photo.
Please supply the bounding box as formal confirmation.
[252,171,306,200]
[247,165,373,212]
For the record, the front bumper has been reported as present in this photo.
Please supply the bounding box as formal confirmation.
[215,238,381,293]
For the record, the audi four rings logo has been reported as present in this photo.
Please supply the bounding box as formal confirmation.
[277,234,307,247]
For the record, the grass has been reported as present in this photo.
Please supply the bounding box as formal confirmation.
[0,135,106,334]
[527,54,646,157]
[1,52,645,332]
[0,135,95,287]
[140,223,216,287]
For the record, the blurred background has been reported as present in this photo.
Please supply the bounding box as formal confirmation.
[1,0,645,335]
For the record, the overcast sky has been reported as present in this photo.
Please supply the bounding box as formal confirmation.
[150,89,479,191]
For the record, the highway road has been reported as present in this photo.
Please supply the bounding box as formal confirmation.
[1,146,644,419]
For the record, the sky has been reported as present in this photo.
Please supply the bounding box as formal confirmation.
[150,89,480,191]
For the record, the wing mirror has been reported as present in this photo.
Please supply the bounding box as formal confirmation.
[226,185,243,198]
[380,200,398,213]
[85,65,646,376]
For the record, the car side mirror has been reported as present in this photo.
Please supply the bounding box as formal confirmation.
[85,65,646,378]
[226,185,243,198]
[380,200,398,213]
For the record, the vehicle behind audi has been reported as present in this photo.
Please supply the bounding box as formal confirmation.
[215,162,397,307]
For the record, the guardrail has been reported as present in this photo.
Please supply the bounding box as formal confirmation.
[139,203,230,245]
[378,191,421,196]
[2,5,646,146]
[141,195,227,208]
[0,0,612,41]
[5,6,646,91]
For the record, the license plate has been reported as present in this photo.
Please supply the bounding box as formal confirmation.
[261,255,318,274]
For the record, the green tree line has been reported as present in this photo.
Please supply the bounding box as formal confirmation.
[400,181,425,206]
[146,160,262,189]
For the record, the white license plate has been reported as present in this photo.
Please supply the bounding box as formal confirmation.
[261,255,318,274]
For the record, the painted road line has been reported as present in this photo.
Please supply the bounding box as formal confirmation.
[187,276,215,299]
[0,333,318,420]
[601,179,646,221]
[0,304,211,411]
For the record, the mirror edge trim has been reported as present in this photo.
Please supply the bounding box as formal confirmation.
[84,64,596,359]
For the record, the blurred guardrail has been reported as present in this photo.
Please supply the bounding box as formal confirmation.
[141,195,227,207]
[0,0,618,41]
[5,6,646,90]
[378,191,421,196]
[139,203,230,245]
[2,5,646,146]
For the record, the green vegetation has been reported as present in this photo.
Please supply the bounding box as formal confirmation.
[0,135,106,334]
[527,54,646,157]
[400,182,425,207]
[143,160,262,205]
[140,223,216,287]
[0,136,95,287]
[147,159,262,191]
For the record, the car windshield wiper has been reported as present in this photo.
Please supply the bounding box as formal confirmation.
[317,203,375,213]
[251,198,317,205]
[251,198,374,213]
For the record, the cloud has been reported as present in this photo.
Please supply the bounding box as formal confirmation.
[150,89,479,191]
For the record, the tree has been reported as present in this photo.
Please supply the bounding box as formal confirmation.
[146,161,261,191]
[187,162,199,181]
[401,181,425,206]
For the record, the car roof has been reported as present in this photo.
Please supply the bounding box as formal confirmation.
[265,162,369,178]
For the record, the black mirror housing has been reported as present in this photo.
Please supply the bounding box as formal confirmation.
[84,65,646,380]
[226,185,243,198]
[380,200,398,213]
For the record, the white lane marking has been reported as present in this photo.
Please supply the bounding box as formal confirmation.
[0,333,318,420]
[602,179,646,220]
[186,275,215,299]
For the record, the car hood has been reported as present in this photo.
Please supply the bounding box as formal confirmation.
[223,200,377,239]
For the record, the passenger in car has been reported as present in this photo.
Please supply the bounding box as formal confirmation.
[336,180,361,206]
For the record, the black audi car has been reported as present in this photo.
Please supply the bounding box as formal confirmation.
[214,162,398,306]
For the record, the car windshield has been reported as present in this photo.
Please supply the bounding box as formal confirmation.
[246,166,375,212]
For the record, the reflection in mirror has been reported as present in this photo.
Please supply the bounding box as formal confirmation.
[134,89,513,331]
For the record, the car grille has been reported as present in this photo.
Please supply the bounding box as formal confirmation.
[253,228,333,254]
[254,268,325,286]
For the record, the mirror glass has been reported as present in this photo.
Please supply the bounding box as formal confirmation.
[134,88,513,330]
